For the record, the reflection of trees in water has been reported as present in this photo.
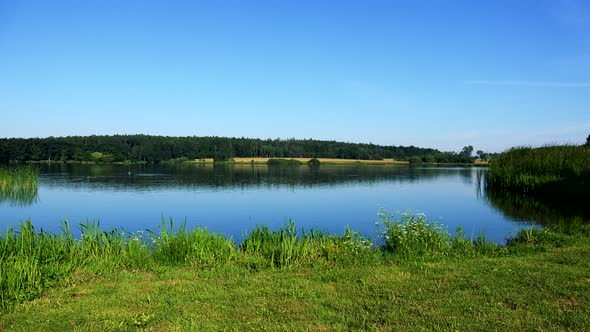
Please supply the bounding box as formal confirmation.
[478,170,590,226]
[38,163,476,191]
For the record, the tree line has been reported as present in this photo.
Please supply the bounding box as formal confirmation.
[0,135,483,164]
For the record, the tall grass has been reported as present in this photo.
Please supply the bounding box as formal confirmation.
[485,145,590,193]
[148,217,236,267]
[4,211,578,310]
[0,220,152,308]
[240,221,378,269]
[0,166,39,205]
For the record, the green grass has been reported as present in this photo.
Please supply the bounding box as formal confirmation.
[485,145,590,194]
[1,214,589,330]
[0,166,39,206]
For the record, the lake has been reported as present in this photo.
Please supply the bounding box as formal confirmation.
[1,163,584,243]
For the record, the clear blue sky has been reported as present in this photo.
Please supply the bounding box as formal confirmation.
[1,0,589,152]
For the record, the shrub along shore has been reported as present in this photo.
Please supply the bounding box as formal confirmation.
[1,212,589,330]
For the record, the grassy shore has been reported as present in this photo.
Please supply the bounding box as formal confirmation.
[1,213,589,330]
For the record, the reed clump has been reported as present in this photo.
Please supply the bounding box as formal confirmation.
[149,217,237,267]
[0,166,39,205]
[240,222,378,269]
[485,145,590,194]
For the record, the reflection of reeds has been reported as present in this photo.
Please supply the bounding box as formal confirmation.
[0,166,39,206]
[482,187,590,226]
[482,145,590,225]
[485,145,590,194]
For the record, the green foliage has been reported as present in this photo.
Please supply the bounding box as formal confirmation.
[0,220,152,309]
[161,156,190,164]
[508,227,550,245]
[0,135,446,164]
[148,217,236,267]
[485,145,590,194]
[408,156,423,165]
[307,158,321,167]
[240,222,378,269]
[459,145,475,163]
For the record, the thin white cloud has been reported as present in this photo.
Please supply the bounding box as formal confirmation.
[466,80,590,88]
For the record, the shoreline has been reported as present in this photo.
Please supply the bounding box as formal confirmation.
[18,158,491,167]
[1,218,587,329]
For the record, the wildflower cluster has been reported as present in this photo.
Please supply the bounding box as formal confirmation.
[377,210,451,259]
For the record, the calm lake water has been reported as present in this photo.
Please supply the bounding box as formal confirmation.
[1,163,585,243]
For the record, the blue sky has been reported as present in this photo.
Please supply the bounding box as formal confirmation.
[1,0,589,152]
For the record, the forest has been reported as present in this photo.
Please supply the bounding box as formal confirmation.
[0,135,479,164]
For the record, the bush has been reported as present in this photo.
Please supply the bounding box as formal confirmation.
[408,156,423,165]
[307,158,321,167]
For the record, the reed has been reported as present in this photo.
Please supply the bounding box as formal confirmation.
[485,145,590,194]
[240,221,378,269]
[148,217,237,267]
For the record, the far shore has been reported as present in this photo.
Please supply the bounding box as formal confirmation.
[22,158,490,166]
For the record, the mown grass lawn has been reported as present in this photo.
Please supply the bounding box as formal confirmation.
[2,241,589,331]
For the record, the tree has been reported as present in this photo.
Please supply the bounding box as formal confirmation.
[461,145,474,156]
[458,145,475,163]
[476,150,488,160]
[408,156,423,165]
[586,134,590,146]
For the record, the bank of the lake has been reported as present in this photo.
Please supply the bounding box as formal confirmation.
[1,216,589,331]
[26,157,487,166]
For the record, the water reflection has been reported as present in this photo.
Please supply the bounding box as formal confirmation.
[0,185,39,206]
[38,163,475,191]
[8,164,588,229]
[477,170,590,225]
[0,167,39,207]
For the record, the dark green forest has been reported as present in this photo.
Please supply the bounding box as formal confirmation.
[0,135,478,164]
